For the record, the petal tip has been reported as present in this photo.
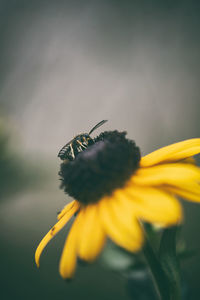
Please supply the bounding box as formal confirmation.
[35,252,40,268]
[59,265,75,280]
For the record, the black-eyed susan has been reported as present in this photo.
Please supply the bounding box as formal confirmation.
[35,128,200,280]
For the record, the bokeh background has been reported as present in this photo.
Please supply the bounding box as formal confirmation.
[0,0,200,299]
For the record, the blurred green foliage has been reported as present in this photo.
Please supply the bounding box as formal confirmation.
[0,117,45,201]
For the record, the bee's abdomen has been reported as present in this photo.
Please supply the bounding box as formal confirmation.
[58,145,71,160]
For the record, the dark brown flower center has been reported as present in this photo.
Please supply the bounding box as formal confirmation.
[59,131,141,204]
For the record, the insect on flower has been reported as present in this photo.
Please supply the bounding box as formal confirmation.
[36,121,200,280]
[58,120,108,161]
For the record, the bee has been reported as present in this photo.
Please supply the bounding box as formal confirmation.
[58,120,108,161]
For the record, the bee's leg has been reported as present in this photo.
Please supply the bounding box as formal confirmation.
[82,136,89,146]
[69,143,75,159]
[77,139,87,149]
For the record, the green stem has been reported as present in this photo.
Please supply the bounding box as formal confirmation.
[159,227,181,300]
[143,224,181,300]
[143,235,170,300]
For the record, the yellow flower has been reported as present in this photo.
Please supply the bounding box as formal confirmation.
[35,132,200,279]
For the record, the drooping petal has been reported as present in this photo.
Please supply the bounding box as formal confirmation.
[57,200,79,220]
[77,205,106,261]
[35,201,80,267]
[140,138,200,167]
[99,197,143,252]
[132,163,200,186]
[59,211,82,279]
[120,185,183,226]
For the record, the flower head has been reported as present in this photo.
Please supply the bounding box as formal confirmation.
[35,129,200,279]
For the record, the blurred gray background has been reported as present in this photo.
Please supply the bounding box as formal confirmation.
[0,0,200,299]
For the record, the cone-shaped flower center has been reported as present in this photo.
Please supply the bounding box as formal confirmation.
[59,131,141,204]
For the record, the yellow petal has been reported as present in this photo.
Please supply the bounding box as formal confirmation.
[99,197,143,252]
[35,202,79,267]
[78,205,106,261]
[57,200,79,220]
[121,186,183,226]
[140,138,200,167]
[165,182,200,203]
[132,163,200,186]
[110,195,144,249]
[59,211,82,279]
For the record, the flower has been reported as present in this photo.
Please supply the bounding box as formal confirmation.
[35,131,200,279]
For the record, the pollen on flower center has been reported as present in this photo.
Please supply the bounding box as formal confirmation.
[59,131,141,204]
